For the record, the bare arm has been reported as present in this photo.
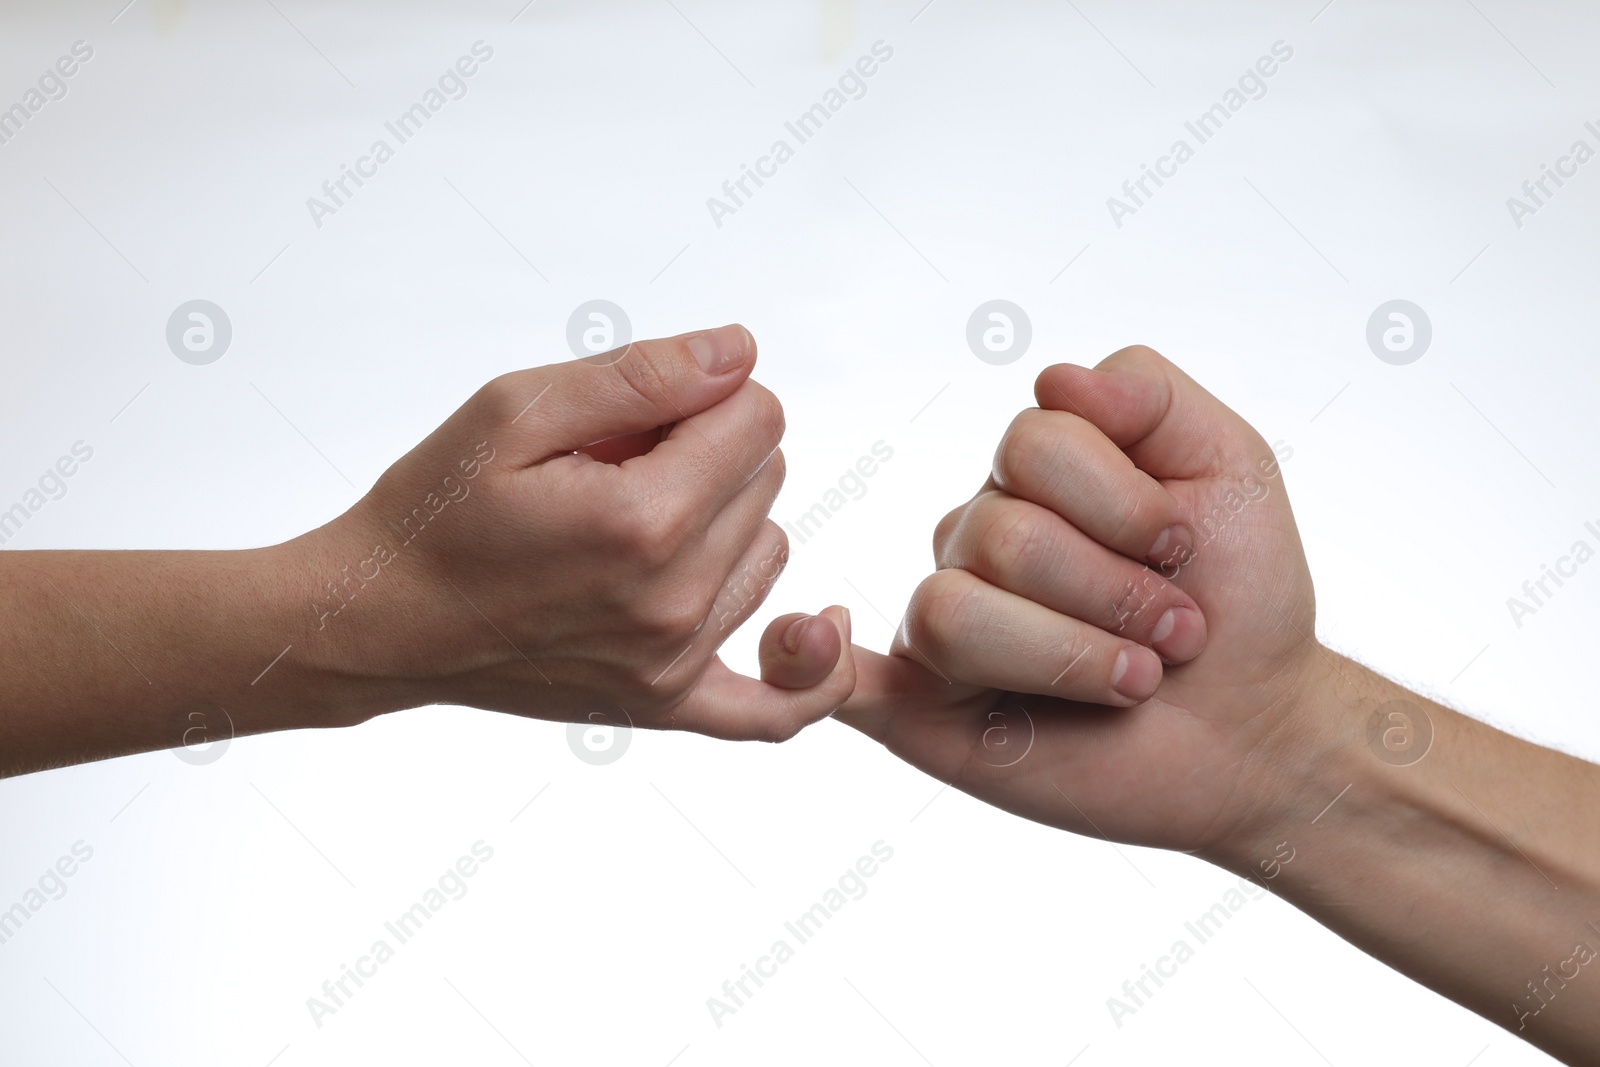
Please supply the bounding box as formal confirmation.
[1,326,851,777]
[1214,650,1600,1058]
[836,345,1600,1063]
[0,544,388,774]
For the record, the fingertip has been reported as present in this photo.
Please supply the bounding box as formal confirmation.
[1111,644,1163,705]
[807,604,851,680]
[1036,354,1163,450]
[759,609,845,691]
[793,611,842,666]
[1151,603,1207,664]
[684,323,754,376]
[1033,362,1096,410]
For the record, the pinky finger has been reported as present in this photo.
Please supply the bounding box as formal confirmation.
[673,606,855,742]
[758,607,849,691]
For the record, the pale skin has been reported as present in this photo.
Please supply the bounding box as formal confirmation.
[4,333,1597,1060]
[833,345,1600,1064]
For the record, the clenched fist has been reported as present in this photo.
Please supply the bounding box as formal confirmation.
[836,345,1313,853]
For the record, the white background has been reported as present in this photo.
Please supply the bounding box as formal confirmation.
[1,0,1596,1064]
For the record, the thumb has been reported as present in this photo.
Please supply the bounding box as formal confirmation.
[503,324,756,465]
[1033,344,1267,481]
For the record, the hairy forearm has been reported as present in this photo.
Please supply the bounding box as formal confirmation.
[1208,651,1600,1063]
[0,541,409,776]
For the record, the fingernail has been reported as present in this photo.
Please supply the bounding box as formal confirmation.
[1150,605,1206,663]
[782,614,814,655]
[686,324,750,374]
[1147,524,1193,566]
[1112,646,1161,702]
[841,606,851,644]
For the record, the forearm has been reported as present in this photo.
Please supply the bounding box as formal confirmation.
[0,540,410,776]
[1210,651,1600,1063]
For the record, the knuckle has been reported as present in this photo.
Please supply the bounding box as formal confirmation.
[610,338,682,414]
[745,380,786,442]
[907,568,980,660]
[994,409,1051,489]
[975,502,1046,585]
[763,446,787,493]
[739,529,789,598]
[472,372,536,427]
[932,505,964,560]
[631,586,710,644]
[712,557,773,629]
[595,496,650,546]
[933,492,989,563]
[1100,490,1145,550]
[1106,480,1178,555]
[745,445,786,503]
[631,484,696,551]
[598,496,679,566]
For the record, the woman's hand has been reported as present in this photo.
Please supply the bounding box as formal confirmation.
[290,323,853,742]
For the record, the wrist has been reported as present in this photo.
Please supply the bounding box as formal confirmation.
[251,532,436,729]
[1197,647,1391,874]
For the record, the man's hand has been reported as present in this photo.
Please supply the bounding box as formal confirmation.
[837,345,1600,1063]
[837,344,1311,852]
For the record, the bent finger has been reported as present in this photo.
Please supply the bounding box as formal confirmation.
[991,407,1189,566]
[938,491,1206,662]
[1033,346,1273,481]
[673,606,854,742]
[629,378,785,525]
[903,568,1163,706]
